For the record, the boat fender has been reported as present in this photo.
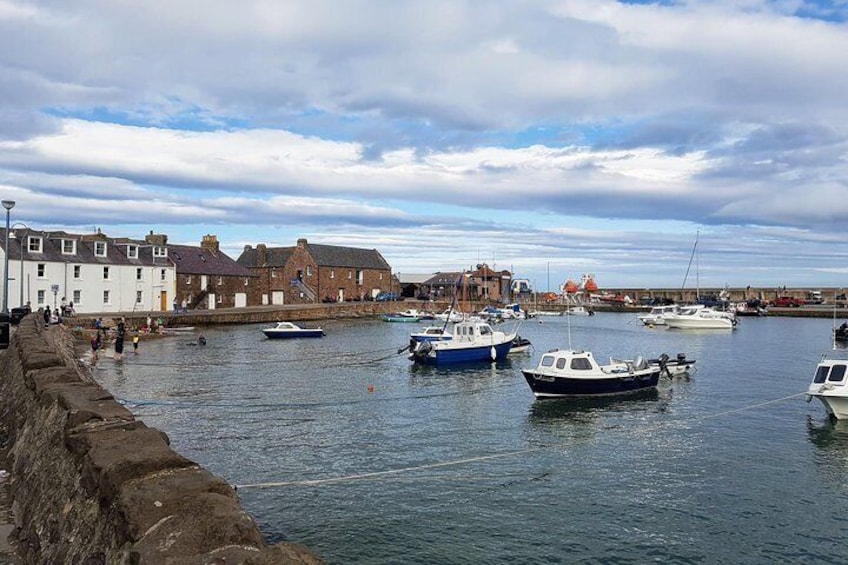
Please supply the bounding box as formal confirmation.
[491,346,497,361]
[805,394,813,403]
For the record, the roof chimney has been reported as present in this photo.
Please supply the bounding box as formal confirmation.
[257,243,267,265]
[297,238,308,249]
[201,234,219,252]
[145,232,168,246]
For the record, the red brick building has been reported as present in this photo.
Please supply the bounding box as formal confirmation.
[238,238,392,305]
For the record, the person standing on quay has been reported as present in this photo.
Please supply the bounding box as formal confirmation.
[132,332,140,355]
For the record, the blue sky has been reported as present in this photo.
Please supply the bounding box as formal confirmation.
[2,0,848,291]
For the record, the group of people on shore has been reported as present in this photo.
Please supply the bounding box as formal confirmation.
[90,317,139,363]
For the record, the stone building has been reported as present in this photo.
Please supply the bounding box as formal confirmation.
[238,238,392,304]
[155,233,257,310]
[468,264,512,303]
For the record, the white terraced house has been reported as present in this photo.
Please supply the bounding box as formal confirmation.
[0,229,177,314]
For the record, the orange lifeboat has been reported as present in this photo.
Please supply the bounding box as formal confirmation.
[584,278,598,292]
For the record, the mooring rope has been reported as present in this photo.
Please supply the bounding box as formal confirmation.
[231,388,810,491]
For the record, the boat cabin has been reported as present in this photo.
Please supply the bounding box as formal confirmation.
[453,321,496,341]
[811,359,848,387]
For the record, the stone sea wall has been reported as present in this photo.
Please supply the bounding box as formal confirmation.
[0,315,322,564]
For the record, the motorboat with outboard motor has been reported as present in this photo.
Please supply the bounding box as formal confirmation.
[409,319,515,365]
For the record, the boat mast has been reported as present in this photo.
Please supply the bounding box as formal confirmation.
[681,230,699,302]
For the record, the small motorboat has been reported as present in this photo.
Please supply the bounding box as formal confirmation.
[650,353,696,377]
[262,321,324,339]
[565,306,594,316]
[508,336,532,355]
[382,313,421,323]
[835,323,848,343]
[409,319,515,365]
[807,353,848,419]
[664,305,737,330]
[521,349,662,399]
[637,305,679,326]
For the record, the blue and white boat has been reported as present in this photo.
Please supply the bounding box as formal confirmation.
[409,319,515,365]
[262,321,325,339]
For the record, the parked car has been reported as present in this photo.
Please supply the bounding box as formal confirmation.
[770,296,805,307]
[375,292,401,302]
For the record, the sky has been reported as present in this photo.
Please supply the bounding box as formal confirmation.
[2,0,848,292]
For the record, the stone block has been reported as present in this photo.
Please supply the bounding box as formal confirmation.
[116,467,237,541]
[75,424,195,502]
[128,492,266,562]
[19,347,64,372]
[26,366,79,393]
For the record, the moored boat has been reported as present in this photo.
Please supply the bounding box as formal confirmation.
[382,313,421,322]
[807,353,848,419]
[410,326,453,342]
[521,349,662,399]
[262,321,325,339]
[409,319,515,365]
[637,305,679,326]
[508,336,532,354]
[664,305,737,330]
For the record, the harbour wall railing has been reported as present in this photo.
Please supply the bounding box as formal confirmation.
[0,315,322,564]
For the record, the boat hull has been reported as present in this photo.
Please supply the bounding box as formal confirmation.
[810,394,848,420]
[665,318,734,329]
[521,368,661,398]
[262,329,324,339]
[382,315,420,323]
[414,341,513,366]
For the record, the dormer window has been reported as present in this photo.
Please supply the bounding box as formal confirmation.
[153,246,168,258]
[94,241,107,257]
[127,244,138,259]
[28,236,42,253]
[61,239,76,255]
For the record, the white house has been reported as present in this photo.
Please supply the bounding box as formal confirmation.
[0,229,176,314]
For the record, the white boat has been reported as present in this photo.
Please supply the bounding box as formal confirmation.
[262,321,325,339]
[807,353,848,419]
[565,306,593,316]
[409,319,516,365]
[664,305,737,330]
[637,305,679,326]
[508,336,532,354]
[434,309,465,323]
[614,353,697,377]
[521,350,662,398]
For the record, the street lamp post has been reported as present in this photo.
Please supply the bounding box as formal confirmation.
[9,223,29,308]
[2,200,15,314]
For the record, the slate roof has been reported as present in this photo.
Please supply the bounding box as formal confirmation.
[237,246,294,268]
[422,272,479,287]
[0,229,172,267]
[168,244,254,276]
[306,243,391,270]
[237,242,391,270]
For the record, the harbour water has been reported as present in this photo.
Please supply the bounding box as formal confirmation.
[91,313,848,563]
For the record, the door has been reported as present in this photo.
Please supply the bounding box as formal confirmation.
[160,291,167,311]
[234,293,247,308]
[207,293,216,310]
[272,291,285,305]
[337,288,344,302]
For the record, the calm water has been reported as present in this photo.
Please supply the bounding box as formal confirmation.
[91,313,848,564]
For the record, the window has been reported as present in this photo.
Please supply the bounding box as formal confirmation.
[379,272,383,280]
[271,269,277,278]
[136,290,143,304]
[73,290,81,304]
[94,241,107,257]
[103,290,110,304]
[348,270,352,280]
[37,263,45,278]
[37,290,45,305]
[356,270,363,285]
[153,246,167,258]
[307,265,313,276]
[136,267,143,281]
[330,270,335,279]
[570,358,593,370]
[217,276,222,285]
[28,236,42,253]
[73,265,81,279]
[828,365,847,383]
[61,239,76,255]
[103,267,110,280]
[186,275,192,284]
[244,277,249,286]
[160,269,166,281]
[217,294,223,304]
[127,245,138,259]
